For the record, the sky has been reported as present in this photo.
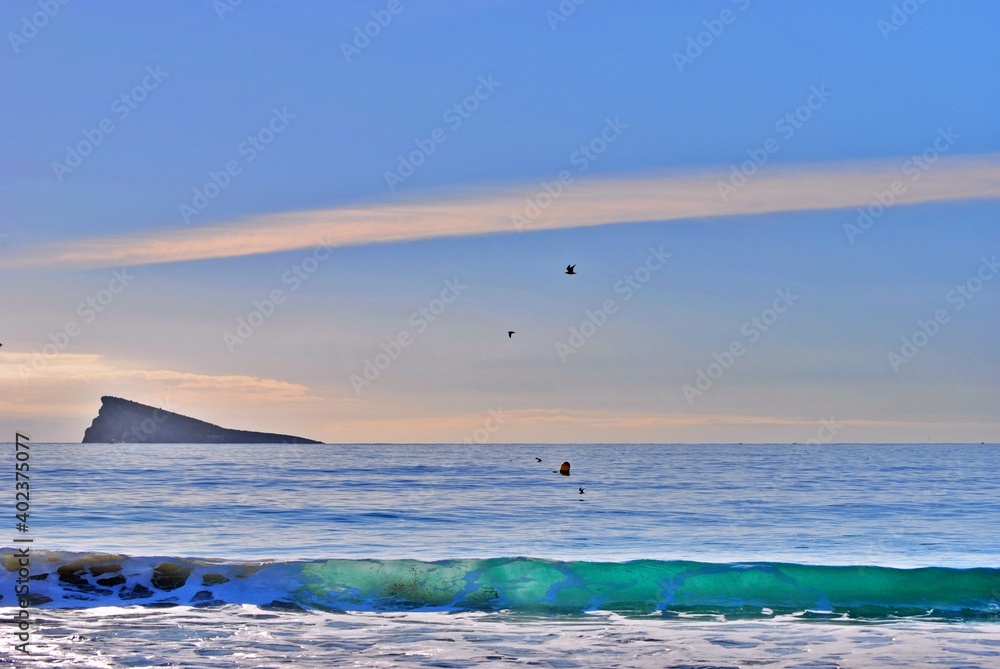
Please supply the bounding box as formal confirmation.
[1,1,999,443]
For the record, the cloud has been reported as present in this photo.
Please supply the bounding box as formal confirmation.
[0,352,326,418]
[4,154,1000,269]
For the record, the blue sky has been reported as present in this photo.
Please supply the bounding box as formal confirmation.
[2,1,998,442]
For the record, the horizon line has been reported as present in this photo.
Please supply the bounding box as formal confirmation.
[21,441,999,446]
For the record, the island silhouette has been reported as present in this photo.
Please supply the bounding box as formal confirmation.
[82,396,322,444]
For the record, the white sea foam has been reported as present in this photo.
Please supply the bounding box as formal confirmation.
[4,607,1000,668]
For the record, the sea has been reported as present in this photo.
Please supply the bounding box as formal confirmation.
[2,442,999,668]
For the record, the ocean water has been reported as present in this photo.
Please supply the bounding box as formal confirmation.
[2,442,999,667]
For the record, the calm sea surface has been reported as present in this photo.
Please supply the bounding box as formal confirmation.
[3,442,999,668]
[24,442,1000,565]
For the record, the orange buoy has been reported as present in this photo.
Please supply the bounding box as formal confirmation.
[557,461,570,476]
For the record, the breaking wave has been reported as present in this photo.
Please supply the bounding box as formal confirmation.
[3,550,999,620]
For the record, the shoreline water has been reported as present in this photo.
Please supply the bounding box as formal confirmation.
[3,443,998,666]
[6,607,1000,668]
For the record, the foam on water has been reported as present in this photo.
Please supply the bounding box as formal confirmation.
[6,606,1000,669]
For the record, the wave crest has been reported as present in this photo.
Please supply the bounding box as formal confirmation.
[3,550,999,619]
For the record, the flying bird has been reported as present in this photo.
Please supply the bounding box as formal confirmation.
[508,331,515,338]
[535,457,542,462]
[565,264,576,275]
[579,487,585,494]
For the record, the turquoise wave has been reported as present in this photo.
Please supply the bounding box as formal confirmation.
[3,550,999,619]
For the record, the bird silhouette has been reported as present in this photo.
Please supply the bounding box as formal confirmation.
[578,487,585,494]
[508,331,515,338]
[535,457,542,462]
[565,264,576,275]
